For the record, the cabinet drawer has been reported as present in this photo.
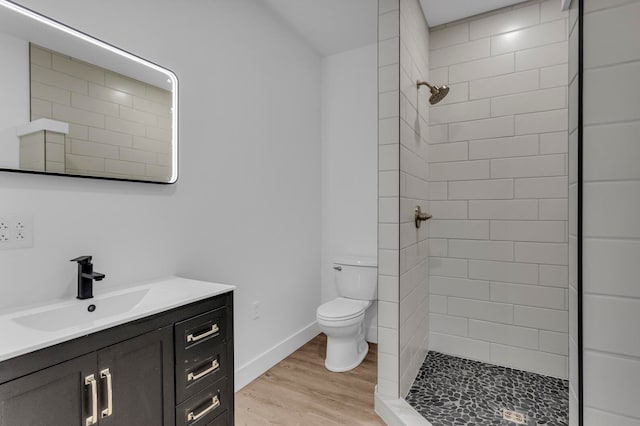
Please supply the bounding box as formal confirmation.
[205,410,228,425]
[176,342,227,403]
[175,307,226,357]
[176,377,229,426]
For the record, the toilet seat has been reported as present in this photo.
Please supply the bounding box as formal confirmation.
[316,297,369,321]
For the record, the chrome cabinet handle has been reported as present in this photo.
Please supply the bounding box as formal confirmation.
[100,368,113,418]
[186,324,219,343]
[85,374,98,426]
[187,395,220,422]
[187,359,220,382]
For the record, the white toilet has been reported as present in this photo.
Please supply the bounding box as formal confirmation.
[316,256,377,372]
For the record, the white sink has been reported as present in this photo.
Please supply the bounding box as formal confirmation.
[0,277,235,362]
[13,288,150,332]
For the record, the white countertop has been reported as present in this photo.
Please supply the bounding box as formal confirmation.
[0,276,235,363]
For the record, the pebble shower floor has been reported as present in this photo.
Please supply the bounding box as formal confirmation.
[405,352,569,426]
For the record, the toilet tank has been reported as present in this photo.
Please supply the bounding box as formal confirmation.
[334,256,377,301]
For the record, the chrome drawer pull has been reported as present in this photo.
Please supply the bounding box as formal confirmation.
[100,369,113,418]
[186,323,219,343]
[187,359,220,382]
[85,374,98,426]
[187,395,220,422]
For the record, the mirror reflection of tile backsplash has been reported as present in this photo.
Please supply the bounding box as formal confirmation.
[28,44,172,182]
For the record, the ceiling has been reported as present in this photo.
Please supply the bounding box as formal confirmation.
[262,0,536,57]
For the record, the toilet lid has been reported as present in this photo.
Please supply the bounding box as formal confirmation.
[317,298,367,321]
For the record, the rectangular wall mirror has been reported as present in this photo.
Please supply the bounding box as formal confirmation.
[0,0,178,183]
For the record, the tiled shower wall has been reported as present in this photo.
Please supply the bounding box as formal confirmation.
[30,45,172,181]
[581,0,640,424]
[426,0,570,378]
[377,0,431,399]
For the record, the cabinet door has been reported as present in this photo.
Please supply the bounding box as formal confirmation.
[98,326,174,426]
[0,353,96,426]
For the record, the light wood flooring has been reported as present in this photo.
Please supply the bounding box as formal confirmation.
[235,334,385,425]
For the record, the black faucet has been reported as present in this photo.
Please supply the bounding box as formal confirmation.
[71,256,106,300]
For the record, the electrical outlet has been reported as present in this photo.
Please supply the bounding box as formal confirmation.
[0,216,33,250]
[252,301,260,320]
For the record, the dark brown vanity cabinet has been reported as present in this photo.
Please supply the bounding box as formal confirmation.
[0,292,234,426]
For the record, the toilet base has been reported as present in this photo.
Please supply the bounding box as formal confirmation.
[324,336,369,372]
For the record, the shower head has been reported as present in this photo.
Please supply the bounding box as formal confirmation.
[417,81,450,105]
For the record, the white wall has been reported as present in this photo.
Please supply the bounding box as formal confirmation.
[582,0,640,424]
[2,0,322,390]
[0,32,29,168]
[426,0,570,379]
[320,43,378,341]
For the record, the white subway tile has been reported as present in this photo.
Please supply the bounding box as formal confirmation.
[515,242,568,265]
[491,154,566,179]
[469,200,538,220]
[105,159,145,176]
[469,320,539,349]
[449,179,514,200]
[541,0,569,22]
[379,64,400,93]
[379,37,400,67]
[540,330,569,355]
[516,109,568,135]
[491,220,566,243]
[584,182,640,239]
[428,182,448,200]
[492,87,567,117]
[430,23,469,50]
[429,239,448,257]
[379,171,399,197]
[469,70,539,100]
[428,142,468,163]
[379,197,400,224]
[583,239,640,298]
[65,154,104,172]
[540,132,568,154]
[583,2,640,69]
[428,124,448,144]
[379,352,399,381]
[540,199,568,220]
[379,274,399,303]
[431,276,490,300]
[429,160,490,181]
[379,224,400,250]
[379,91,399,119]
[450,116,514,142]
[120,147,156,164]
[429,220,489,239]
[105,72,146,97]
[584,122,640,181]
[449,53,514,83]
[540,265,568,288]
[379,118,400,145]
[430,99,490,125]
[32,64,88,95]
[584,63,640,125]
[430,332,491,362]
[378,301,399,330]
[88,83,132,106]
[430,38,490,69]
[379,145,399,171]
[469,260,538,285]
[492,20,566,56]
[31,99,51,117]
[133,136,170,154]
[379,0,398,14]
[448,297,513,324]
[430,257,468,278]
[469,135,538,160]
[584,352,640,419]
[132,96,171,117]
[430,313,468,336]
[52,104,104,128]
[515,176,568,198]
[585,295,640,358]
[70,140,118,160]
[469,3,540,40]
[71,93,118,117]
[429,201,468,219]
[31,81,71,105]
[429,296,448,317]
[583,408,640,426]
[491,282,565,309]
[379,10,400,40]
[120,105,157,127]
[541,64,569,89]
[450,239,514,262]
[88,127,132,147]
[377,327,399,356]
[514,305,568,332]
[105,116,146,137]
[30,45,51,68]
[379,249,400,276]
[515,41,568,71]
[490,343,567,378]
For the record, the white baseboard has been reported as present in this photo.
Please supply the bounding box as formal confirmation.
[234,321,320,391]
[375,387,432,426]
